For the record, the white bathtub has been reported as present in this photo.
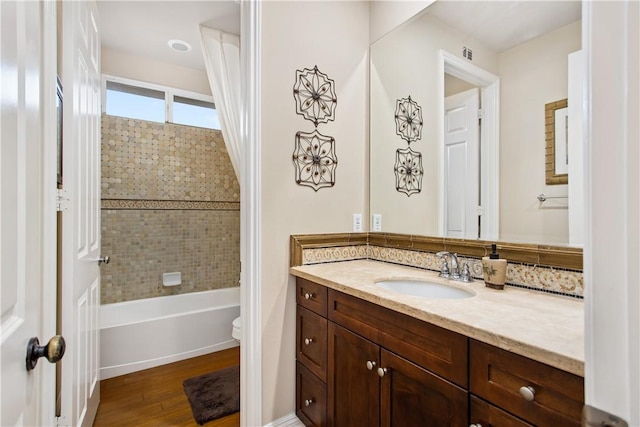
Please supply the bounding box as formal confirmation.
[100,287,240,379]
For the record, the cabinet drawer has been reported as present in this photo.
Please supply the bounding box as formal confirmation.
[470,395,533,427]
[297,278,328,316]
[297,362,327,427]
[297,306,328,381]
[328,289,468,387]
[470,340,584,426]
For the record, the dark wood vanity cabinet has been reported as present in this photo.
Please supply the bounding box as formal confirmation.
[296,278,468,426]
[295,277,584,427]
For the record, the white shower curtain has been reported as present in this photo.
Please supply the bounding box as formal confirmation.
[200,26,241,181]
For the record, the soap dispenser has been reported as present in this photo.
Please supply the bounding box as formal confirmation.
[481,244,507,290]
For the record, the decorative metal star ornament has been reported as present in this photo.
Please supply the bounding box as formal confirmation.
[394,147,423,196]
[293,66,337,127]
[395,96,423,143]
[292,130,338,191]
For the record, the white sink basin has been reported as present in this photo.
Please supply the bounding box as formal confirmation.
[375,279,474,299]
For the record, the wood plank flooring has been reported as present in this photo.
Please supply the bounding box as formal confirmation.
[94,347,240,427]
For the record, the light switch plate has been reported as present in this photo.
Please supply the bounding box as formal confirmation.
[372,214,382,231]
[353,214,362,232]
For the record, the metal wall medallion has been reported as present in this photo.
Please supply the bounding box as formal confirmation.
[394,147,423,196]
[395,96,423,143]
[292,65,338,191]
[292,130,338,191]
[293,65,337,127]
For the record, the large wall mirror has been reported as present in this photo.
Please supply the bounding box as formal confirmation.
[370,1,583,246]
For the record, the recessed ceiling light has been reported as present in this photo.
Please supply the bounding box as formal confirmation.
[168,39,192,53]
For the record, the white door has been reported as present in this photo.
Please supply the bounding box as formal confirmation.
[0,1,58,425]
[443,88,480,239]
[59,1,102,426]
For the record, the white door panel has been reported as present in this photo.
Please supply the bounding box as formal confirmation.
[60,1,101,426]
[444,88,479,239]
[1,1,56,425]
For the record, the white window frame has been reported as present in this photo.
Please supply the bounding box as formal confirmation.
[101,74,216,126]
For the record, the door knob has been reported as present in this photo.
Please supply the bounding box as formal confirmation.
[26,335,66,371]
[377,367,388,377]
[366,360,377,370]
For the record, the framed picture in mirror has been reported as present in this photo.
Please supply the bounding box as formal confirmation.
[545,98,568,185]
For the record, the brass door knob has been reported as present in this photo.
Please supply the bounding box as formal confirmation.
[26,335,66,371]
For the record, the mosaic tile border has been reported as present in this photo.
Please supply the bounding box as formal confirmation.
[291,234,584,298]
[101,199,240,211]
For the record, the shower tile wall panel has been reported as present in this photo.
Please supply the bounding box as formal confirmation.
[101,115,240,304]
[100,209,239,304]
[101,115,239,201]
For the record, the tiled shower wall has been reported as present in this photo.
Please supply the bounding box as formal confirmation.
[100,115,240,304]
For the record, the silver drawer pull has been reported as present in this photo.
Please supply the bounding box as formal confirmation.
[304,398,314,407]
[519,385,536,401]
[377,367,388,377]
[304,338,314,345]
[469,424,483,427]
[304,292,314,300]
[366,360,377,370]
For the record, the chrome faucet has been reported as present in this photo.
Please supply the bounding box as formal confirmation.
[436,251,460,280]
[435,252,475,283]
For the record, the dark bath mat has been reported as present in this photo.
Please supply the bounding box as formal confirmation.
[183,365,240,425]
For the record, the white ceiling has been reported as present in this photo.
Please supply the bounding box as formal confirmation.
[426,1,581,53]
[97,1,580,72]
[97,1,241,71]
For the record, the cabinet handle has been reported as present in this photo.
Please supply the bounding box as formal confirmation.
[366,360,377,370]
[469,424,483,427]
[304,338,314,345]
[377,367,388,377]
[304,292,314,300]
[304,398,314,407]
[519,385,536,401]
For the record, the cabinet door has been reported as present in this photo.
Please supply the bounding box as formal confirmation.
[328,322,379,427]
[379,349,468,427]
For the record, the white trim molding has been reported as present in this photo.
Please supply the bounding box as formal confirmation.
[263,413,304,427]
[583,0,640,425]
[437,50,500,240]
[240,1,262,426]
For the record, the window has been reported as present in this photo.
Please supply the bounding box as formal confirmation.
[173,96,220,129]
[105,81,165,123]
[102,75,220,130]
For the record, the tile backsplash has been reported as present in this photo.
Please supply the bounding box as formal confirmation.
[101,115,240,304]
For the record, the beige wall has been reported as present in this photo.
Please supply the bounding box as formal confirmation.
[100,115,240,303]
[102,47,212,95]
[369,0,432,43]
[370,11,498,235]
[498,20,581,244]
[259,1,369,422]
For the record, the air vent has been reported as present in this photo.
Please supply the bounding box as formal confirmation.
[463,46,473,61]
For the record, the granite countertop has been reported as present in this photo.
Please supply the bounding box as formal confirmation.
[290,259,584,377]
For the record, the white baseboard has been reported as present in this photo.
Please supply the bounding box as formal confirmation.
[263,412,304,427]
[100,340,239,380]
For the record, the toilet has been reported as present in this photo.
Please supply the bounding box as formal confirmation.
[232,316,241,342]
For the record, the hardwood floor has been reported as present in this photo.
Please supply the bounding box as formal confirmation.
[94,347,240,427]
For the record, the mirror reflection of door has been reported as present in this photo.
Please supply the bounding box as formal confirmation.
[444,87,480,238]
